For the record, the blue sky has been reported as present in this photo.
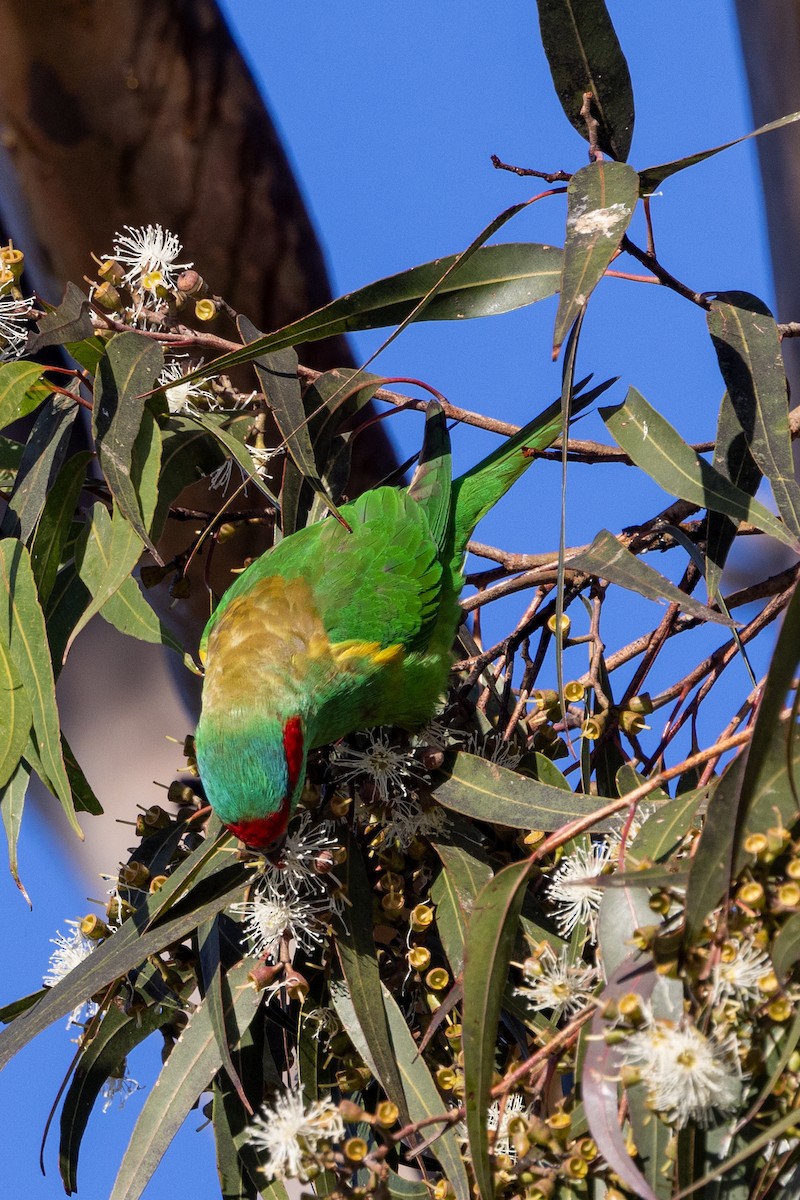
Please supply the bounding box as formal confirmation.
[0,4,781,1197]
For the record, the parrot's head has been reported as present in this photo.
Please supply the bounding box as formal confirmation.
[195,713,307,852]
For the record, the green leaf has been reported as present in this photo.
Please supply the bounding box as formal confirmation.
[186,411,280,506]
[63,734,102,816]
[0,636,31,790]
[29,451,92,603]
[281,368,384,536]
[553,161,638,356]
[336,835,410,1125]
[0,842,251,1068]
[431,832,492,976]
[0,760,31,903]
[65,501,148,660]
[568,528,733,624]
[686,585,800,941]
[0,434,24,488]
[174,242,564,388]
[109,960,262,1200]
[92,332,164,559]
[705,391,762,597]
[198,916,248,1112]
[65,335,107,374]
[432,750,617,830]
[628,789,704,863]
[535,0,634,161]
[0,360,50,432]
[707,293,800,541]
[99,573,187,661]
[0,540,79,835]
[773,912,800,981]
[381,985,470,1200]
[43,562,90,676]
[152,417,227,538]
[639,109,800,194]
[583,955,659,1200]
[27,282,94,352]
[59,997,174,1194]
[239,320,343,524]
[601,388,799,549]
[462,859,530,1200]
[0,393,80,542]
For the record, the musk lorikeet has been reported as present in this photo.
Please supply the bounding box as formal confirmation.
[195,393,590,850]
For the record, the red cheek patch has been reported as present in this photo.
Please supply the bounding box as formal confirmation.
[283,716,304,795]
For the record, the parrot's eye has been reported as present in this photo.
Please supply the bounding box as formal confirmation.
[283,716,304,794]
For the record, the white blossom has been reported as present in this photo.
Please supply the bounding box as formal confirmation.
[621,1013,741,1128]
[546,840,612,940]
[487,1093,530,1160]
[333,730,426,805]
[105,224,190,301]
[230,873,328,959]
[101,1064,142,1112]
[517,942,598,1018]
[374,790,448,850]
[0,293,34,361]
[273,810,341,896]
[710,937,772,1008]
[159,357,216,414]
[465,731,522,770]
[43,919,98,1028]
[248,1090,344,1181]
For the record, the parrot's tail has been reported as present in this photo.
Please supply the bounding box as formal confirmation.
[450,377,613,554]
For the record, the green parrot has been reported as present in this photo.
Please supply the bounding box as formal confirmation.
[195,393,590,850]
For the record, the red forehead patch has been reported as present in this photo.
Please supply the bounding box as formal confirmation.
[283,716,304,796]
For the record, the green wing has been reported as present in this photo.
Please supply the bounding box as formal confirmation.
[206,486,445,654]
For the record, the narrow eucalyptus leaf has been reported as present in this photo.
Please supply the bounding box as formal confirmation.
[0,540,77,835]
[707,292,800,541]
[0,394,80,542]
[535,0,635,160]
[462,859,530,1200]
[92,332,164,557]
[432,750,617,830]
[553,161,639,356]
[568,529,733,623]
[602,388,799,549]
[0,360,49,432]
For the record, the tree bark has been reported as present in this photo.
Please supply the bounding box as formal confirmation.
[735,1,800,397]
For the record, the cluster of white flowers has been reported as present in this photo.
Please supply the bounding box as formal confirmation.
[620,1009,741,1128]
[545,839,612,940]
[248,1090,344,1180]
[231,872,329,961]
[208,444,278,494]
[43,919,99,1029]
[104,223,191,312]
[158,356,217,415]
[333,729,426,805]
[0,292,35,361]
[517,941,598,1019]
